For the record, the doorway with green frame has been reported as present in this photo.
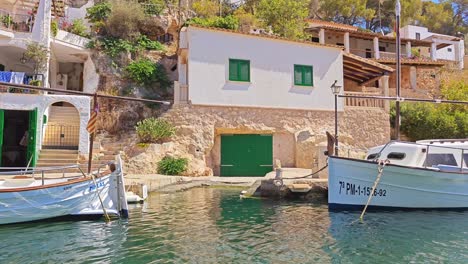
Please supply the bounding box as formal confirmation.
[0,108,38,167]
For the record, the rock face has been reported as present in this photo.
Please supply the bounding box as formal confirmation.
[152,104,391,176]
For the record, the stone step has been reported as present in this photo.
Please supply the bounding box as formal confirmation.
[40,149,79,155]
[37,159,78,164]
[39,153,78,159]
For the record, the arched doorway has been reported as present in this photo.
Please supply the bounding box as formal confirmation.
[42,102,80,149]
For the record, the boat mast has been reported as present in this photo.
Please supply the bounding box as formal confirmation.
[394,0,401,140]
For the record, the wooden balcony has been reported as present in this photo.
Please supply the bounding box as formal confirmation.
[344,91,384,108]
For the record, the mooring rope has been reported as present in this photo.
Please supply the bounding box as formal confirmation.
[90,173,111,222]
[359,159,390,221]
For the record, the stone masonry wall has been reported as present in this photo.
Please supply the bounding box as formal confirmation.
[146,104,391,176]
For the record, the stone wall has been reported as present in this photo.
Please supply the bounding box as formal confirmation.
[152,104,390,176]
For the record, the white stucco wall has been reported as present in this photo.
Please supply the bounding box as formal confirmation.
[0,94,91,155]
[185,27,344,111]
[65,0,94,28]
[400,25,461,61]
[83,56,99,93]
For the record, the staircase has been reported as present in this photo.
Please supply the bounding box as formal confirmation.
[42,106,80,148]
[36,149,79,167]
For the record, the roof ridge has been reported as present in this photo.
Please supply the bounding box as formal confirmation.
[188,25,344,50]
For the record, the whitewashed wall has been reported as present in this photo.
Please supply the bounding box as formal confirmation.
[65,0,94,28]
[401,25,458,61]
[0,94,90,155]
[186,27,344,111]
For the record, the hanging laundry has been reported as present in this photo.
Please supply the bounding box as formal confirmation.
[0,71,12,83]
[10,72,25,84]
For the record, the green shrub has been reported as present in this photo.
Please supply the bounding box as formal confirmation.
[105,0,145,40]
[86,2,112,23]
[157,156,188,175]
[99,37,134,57]
[186,15,239,30]
[69,19,89,38]
[51,20,58,37]
[125,58,157,84]
[2,15,13,27]
[141,0,165,15]
[125,58,169,87]
[135,117,175,143]
[136,35,165,51]
[25,42,48,74]
[391,80,468,140]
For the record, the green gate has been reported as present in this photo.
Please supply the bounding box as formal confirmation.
[26,108,38,167]
[220,134,273,177]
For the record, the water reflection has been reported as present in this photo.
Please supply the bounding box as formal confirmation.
[1,188,468,263]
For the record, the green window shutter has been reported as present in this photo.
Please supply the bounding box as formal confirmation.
[304,66,313,86]
[294,65,313,86]
[229,59,250,82]
[294,65,302,85]
[239,60,250,81]
[229,59,238,81]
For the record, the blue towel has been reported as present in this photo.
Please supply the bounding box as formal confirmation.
[10,72,25,84]
[0,71,12,83]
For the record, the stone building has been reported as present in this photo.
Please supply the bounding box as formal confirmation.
[0,0,97,167]
[168,26,393,176]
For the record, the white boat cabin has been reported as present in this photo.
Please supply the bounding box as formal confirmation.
[365,139,468,170]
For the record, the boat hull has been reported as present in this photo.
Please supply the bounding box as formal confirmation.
[328,157,468,210]
[0,159,128,225]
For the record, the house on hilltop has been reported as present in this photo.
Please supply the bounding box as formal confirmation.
[169,25,393,176]
[305,19,465,98]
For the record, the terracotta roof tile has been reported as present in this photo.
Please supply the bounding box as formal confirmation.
[306,19,358,31]
[188,25,343,50]
[344,53,394,72]
[374,58,449,66]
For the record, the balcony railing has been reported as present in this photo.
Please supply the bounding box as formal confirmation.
[344,91,384,108]
[0,9,33,32]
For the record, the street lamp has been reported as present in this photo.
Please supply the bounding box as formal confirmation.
[330,80,342,156]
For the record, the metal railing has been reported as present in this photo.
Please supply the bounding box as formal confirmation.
[344,91,384,108]
[42,125,80,149]
[0,162,112,186]
[0,9,33,32]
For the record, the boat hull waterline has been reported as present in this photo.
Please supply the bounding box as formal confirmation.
[328,157,468,210]
[0,167,128,224]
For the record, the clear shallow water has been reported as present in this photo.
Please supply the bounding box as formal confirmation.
[1,188,468,263]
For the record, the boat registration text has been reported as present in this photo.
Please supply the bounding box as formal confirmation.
[338,181,387,197]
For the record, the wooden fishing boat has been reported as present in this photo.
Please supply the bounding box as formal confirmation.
[328,139,468,210]
[0,156,128,225]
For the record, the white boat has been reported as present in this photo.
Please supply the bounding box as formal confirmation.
[328,139,468,210]
[0,156,128,225]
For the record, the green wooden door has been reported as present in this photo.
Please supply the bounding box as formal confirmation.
[26,108,38,167]
[221,134,273,177]
[0,109,4,166]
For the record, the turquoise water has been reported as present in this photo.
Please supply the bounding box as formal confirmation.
[1,187,468,263]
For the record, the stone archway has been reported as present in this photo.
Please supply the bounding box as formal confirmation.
[42,102,80,149]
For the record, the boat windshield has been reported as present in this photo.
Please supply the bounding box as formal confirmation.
[425,153,458,167]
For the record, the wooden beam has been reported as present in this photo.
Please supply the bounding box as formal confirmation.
[343,74,364,83]
[344,64,375,75]
[360,75,384,86]
[344,69,370,79]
